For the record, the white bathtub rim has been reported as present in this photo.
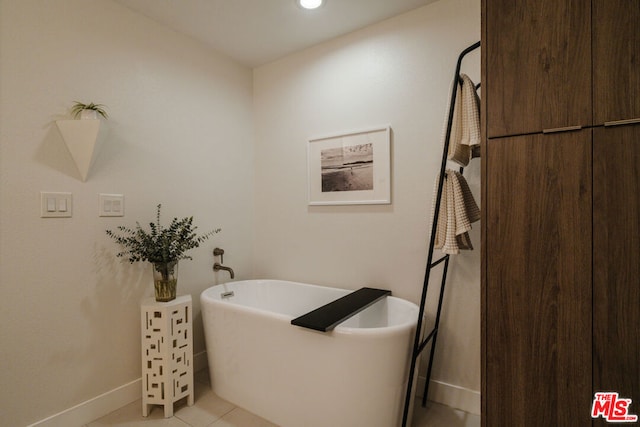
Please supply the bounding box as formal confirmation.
[201,279,418,335]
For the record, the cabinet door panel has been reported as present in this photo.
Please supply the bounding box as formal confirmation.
[485,0,591,137]
[593,126,640,424]
[593,1,640,124]
[485,131,592,425]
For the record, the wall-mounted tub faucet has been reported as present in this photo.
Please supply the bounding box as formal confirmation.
[213,263,234,279]
[213,247,234,279]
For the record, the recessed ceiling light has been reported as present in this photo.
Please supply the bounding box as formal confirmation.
[298,0,323,10]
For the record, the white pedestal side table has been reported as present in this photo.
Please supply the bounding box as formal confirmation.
[140,294,194,417]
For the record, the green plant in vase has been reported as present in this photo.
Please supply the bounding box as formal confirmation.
[106,204,220,301]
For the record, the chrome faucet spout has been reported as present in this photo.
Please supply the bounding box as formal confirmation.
[213,262,235,279]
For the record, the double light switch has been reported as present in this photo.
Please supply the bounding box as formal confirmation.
[40,192,72,218]
[99,193,124,217]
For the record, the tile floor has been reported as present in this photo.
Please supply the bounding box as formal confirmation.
[87,370,480,427]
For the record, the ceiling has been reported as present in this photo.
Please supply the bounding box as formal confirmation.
[113,0,438,67]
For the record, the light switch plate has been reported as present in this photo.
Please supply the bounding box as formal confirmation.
[40,192,72,218]
[99,193,124,217]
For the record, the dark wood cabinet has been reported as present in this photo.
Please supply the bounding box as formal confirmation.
[484,0,591,138]
[484,131,593,426]
[593,125,640,423]
[483,0,640,425]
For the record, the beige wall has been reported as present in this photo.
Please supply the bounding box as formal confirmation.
[253,0,481,412]
[0,1,254,425]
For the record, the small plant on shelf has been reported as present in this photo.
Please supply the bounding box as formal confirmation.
[70,101,109,119]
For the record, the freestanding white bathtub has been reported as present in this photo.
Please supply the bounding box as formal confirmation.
[201,279,419,427]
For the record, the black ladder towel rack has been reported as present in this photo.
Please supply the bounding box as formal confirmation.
[401,41,480,427]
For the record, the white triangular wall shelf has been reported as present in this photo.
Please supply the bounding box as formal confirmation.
[55,119,100,181]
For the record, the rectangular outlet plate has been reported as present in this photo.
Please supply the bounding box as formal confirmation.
[40,192,72,218]
[99,193,124,217]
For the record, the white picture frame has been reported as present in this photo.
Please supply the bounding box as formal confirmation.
[307,126,391,205]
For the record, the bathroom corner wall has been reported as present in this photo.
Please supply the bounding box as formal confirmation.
[0,0,253,425]
[253,0,481,413]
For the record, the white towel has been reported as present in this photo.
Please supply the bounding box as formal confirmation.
[431,170,480,254]
[443,74,481,166]
[459,74,481,150]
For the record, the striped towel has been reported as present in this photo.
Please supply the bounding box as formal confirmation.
[431,170,480,254]
[443,73,481,166]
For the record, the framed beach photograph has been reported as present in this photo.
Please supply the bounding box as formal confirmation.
[307,126,391,205]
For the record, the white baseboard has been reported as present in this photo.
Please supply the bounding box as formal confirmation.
[416,376,480,415]
[28,351,210,427]
[27,379,141,427]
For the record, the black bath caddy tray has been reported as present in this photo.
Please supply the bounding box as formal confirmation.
[290,287,391,332]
